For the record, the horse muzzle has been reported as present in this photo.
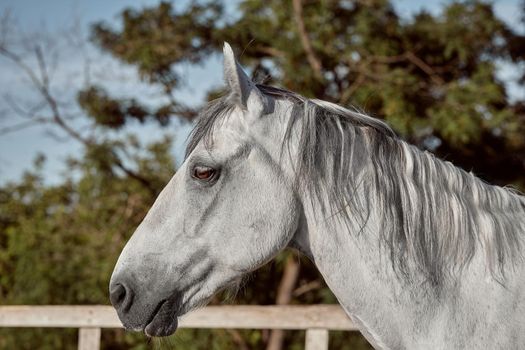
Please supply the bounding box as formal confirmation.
[109,278,182,337]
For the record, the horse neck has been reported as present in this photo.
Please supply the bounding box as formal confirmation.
[294,184,414,349]
[289,127,525,349]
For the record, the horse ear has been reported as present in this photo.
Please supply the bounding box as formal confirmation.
[223,42,267,115]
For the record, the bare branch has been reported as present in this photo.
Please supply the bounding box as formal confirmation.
[266,256,300,350]
[368,54,407,64]
[43,128,70,143]
[292,0,323,80]
[0,46,90,143]
[293,279,322,297]
[254,45,286,58]
[34,44,50,89]
[0,39,156,194]
[0,10,14,48]
[405,51,445,85]
[366,52,445,85]
[0,117,51,136]
[226,329,249,350]
[340,73,366,105]
[0,46,46,94]
[3,93,46,119]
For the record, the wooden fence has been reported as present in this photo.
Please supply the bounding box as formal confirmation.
[0,305,357,350]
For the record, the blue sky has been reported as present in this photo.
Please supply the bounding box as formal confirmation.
[0,0,523,184]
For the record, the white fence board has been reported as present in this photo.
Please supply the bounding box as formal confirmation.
[78,328,101,350]
[0,305,356,331]
[305,329,329,350]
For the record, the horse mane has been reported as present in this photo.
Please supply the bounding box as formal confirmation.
[186,84,525,287]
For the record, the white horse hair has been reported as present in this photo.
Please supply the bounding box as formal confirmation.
[110,43,525,349]
[188,84,524,288]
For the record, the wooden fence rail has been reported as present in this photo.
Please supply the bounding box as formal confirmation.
[0,305,357,350]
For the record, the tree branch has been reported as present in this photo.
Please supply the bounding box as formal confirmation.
[340,73,366,105]
[226,329,249,350]
[34,45,50,89]
[254,45,286,58]
[367,52,445,85]
[404,51,445,85]
[266,255,301,350]
[292,0,323,80]
[0,117,51,136]
[0,43,156,194]
[293,279,322,297]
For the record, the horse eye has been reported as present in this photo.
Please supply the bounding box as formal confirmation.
[192,165,217,182]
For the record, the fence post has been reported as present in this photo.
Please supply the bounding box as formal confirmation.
[305,328,329,350]
[78,327,101,350]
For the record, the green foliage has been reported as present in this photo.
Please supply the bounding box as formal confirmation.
[2,0,525,349]
[82,0,525,185]
[77,86,182,128]
[91,1,222,93]
[0,139,174,348]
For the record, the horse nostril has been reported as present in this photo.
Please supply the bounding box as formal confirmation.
[110,284,125,305]
[110,283,134,313]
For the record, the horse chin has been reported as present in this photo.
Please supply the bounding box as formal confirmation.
[142,275,241,337]
[143,298,180,337]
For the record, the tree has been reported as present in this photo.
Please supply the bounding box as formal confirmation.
[90,0,525,187]
[1,0,524,349]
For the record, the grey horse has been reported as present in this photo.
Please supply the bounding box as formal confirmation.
[110,43,525,349]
